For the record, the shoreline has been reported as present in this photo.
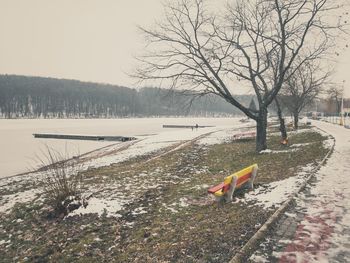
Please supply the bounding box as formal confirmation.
[0,117,245,178]
[0,121,334,262]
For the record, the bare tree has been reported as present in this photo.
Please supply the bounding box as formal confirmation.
[280,62,331,129]
[274,97,288,141]
[135,0,345,152]
[327,85,344,114]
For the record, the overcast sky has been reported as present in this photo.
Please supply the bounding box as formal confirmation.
[1,0,350,96]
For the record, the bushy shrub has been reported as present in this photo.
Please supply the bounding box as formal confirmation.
[37,147,84,215]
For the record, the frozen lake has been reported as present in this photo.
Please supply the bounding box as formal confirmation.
[0,117,240,178]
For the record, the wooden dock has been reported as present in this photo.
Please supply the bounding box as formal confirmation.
[162,125,214,129]
[33,133,136,142]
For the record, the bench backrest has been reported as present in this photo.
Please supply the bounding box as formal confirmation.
[224,163,258,188]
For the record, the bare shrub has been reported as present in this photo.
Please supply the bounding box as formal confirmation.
[37,146,84,215]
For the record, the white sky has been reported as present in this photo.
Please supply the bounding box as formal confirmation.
[0,0,350,97]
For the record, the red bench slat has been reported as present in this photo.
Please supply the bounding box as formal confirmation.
[208,182,226,193]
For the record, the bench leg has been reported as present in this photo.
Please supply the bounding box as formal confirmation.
[225,176,237,202]
[247,165,258,190]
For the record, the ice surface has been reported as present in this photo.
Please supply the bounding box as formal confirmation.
[0,117,237,178]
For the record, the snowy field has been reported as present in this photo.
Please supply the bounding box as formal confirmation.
[0,117,327,219]
[1,116,348,262]
[0,117,242,178]
[0,118,257,215]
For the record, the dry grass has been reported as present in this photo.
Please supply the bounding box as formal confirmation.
[36,147,84,215]
[0,125,330,262]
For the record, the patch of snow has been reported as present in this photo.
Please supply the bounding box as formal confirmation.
[162,197,190,214]
[284,212,297,219]
[0,240,11,245]
[178,197,189,208]
[161,202,181,213]
[67,197,124,218]
[290,143,312,148]
[124,222,135,228]
[239,176,304,209]
[259,148,299,154]
[197,129,232,145]
[194,166,209,174]
[296,163,315,176]
[312,125,332,137]
[238,162,317,210]
[82,127,219,170]
[132,207,148,215]
[270,125,313,136]
[198,121,255,146]
[300,117,309,123]
[278,239,292,245]
[0,189,41,214]
[322,138,334,150]
[249,254,269,263]
[288,128,314,135]
[79,224,89,230]
[164,206,178,213]
[191,184,210,190]
[108,245,117,251]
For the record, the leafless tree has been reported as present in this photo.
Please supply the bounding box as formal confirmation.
[135,0,345,152]
[280,62,331,129]
[327,85,344,114]
[273,97,288,141]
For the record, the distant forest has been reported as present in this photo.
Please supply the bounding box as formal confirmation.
[0,75,252,118]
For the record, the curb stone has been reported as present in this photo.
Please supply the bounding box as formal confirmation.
[229,127,335,263]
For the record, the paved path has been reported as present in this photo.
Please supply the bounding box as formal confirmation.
[248,121,350,263]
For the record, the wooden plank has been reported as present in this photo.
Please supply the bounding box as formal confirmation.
[33,133,136,142]
[208,182,226,193]
[163,125,215,129]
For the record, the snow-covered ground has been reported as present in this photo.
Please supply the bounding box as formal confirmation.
[236,164,315,210]
[1,117,339,234]
[0,116,332,220]
[1,116,348,261]
[250,120,350,262]
[0,118,255,215]
[57,123,257,218]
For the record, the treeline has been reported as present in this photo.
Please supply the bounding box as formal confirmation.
[0,75,251,118]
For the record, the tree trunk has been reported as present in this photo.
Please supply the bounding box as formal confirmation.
[256,107,268,152]
[293,111,299,130]
[275,98,287,140]
[336,100,341,115]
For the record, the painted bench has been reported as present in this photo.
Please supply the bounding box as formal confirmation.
[208,164,258,202]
